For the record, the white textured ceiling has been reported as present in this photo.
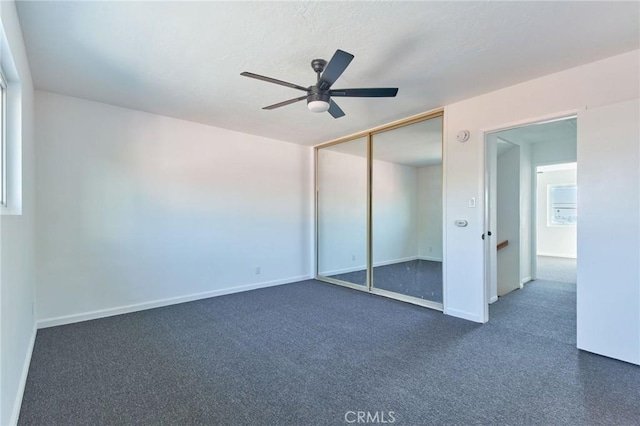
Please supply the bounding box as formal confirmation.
[16,1,640,146]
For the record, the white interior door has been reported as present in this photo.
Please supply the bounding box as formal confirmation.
[577,98,640,365]
[485,134,498,304]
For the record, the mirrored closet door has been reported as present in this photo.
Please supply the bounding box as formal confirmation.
[316,137,368,287]
[315,112,443,309]
[371,116,443,305]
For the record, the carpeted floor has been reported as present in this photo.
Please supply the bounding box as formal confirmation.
[537,256,576,283]
[19,279,639,425]
[329,259,443,303]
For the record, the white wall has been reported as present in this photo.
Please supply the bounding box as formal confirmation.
[577,98,639,365]
[496,144,520,296]
[35,91,313,325]
[443,49,639,325]
[0,1,36,425]
[418,165,443,261]
[536,168,577,258]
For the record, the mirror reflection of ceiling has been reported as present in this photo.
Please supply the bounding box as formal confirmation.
[373,117,443,167]
[496,117,577,145]
[325,136,368,158]
[325,117,443,168]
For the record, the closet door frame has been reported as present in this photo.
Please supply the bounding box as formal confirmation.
[314,108,444,310]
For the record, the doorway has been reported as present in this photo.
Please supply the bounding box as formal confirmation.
[485,116,578,310]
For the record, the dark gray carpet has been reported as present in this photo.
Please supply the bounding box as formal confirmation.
[491,279,577,346]
[19,280,640,425]
[537,256,577,283]
[329,259,443,303]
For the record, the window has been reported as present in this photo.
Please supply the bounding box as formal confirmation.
[548,184,577,226]
[0,71,6,207]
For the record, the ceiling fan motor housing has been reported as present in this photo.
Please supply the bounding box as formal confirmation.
[307,86,331,112]
[308,85,330,103]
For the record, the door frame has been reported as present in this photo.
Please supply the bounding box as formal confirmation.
[485,136,521,304]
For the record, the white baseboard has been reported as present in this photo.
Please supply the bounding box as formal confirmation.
[37,275,311,329]
[520,276,532,285]
[374,256,419,267]
[319,264,366,276]
[320,256,423,277]
[10,325,37,426]
[489,295,499,304]
[418,255,443,262]
[444,307,484,323]
[537,253,576,259]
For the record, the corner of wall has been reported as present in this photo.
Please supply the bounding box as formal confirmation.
[0,1,37,424]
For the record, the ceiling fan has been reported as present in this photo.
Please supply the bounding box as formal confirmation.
[241,49,398,118]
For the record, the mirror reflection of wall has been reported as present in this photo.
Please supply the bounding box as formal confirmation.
[371,117,443,303]
[317,137,367,286]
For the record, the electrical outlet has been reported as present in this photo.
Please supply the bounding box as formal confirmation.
[429,247,433,252]
[352,254,356,261]
[255,266,261,275]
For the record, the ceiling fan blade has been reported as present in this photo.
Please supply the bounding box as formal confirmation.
[241,72,309,92]
[330,88,398,97]
[317,49,354,91]
[262,95,308,110]
[327,100,345,119]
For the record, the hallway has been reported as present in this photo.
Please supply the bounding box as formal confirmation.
[536,256,576,283]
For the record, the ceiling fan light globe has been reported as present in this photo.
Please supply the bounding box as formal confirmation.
[308,100,330,113]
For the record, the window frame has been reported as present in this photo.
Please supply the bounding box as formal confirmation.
[547,183,577,227]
